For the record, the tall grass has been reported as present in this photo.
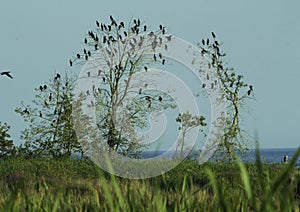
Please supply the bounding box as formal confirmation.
[0,148,299,211]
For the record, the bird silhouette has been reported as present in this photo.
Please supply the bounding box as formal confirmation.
[159,24,163,30]
[49,93,52,101]
[84,38,87,44]
[69,59,73,67]
[0,71,13,79]
[96,20,100,27]
[162,59,165,65]
[43,85,47,90]
[202,39,205,45]
[23,108,29,115]
[139,88,142,94]
[77,54,80,59]
[212,32,216,38]
[166,35,172,41]
[39,111,42,118]
[39,86,43,91]
[153,54,157,61]
[158,96,162,101]
[206,38,209,45]
[144,25,147,31]
[144,66,148,71]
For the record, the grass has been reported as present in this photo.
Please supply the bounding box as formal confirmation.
[0,148,299,211]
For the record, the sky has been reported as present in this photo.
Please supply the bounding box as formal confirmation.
[0,0,299,149]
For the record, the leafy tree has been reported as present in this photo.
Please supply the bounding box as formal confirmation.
[0,121,15,158]
[70,16,175,156]
[15,73,83,158]
[198,32,254,159]
[175,112,207,158]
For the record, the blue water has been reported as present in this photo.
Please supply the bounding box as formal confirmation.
[139,148,300,165]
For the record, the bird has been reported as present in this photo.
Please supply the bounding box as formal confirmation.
[159,24,163,30]
[0,71,13,79]
[249,85,253,91]
[124,31,128,37]
[158,96,162,101]
[39,111,42,118]
[43,85,47,90]
[202,39,205,45]
[77,54,80,59]
[202,83,206,88]
[87,72,91,77]
[144,66,148,71]
[206,38,209,45]
[69,59,73,67]
[49,93,52,101]
[212,32,216,38]
[158,53,162,59]
[96,20,100,27]
[162,59,165,65]
[166,35,172,41]
[139,88,142,94]
[23,108,29,115]
[84,38,87,44]
[39,86,43,91]
[144,25,147,31]
[153,54,157,61]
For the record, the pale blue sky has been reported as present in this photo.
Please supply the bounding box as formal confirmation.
[0,0,299,148]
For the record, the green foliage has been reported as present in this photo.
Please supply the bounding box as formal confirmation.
[0,121,15,158]
[0,149,299,211]
[15,73,83,158]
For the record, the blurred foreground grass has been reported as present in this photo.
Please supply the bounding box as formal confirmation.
[0,148,299,211]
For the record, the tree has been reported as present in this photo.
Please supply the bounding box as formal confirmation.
[198,33,254,159]
[0,121,15,158]
[175,112,207,158]
[15,73,83,158]
[70,16,176,156]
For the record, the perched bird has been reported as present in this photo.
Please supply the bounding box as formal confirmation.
[212,32,216,38]
[43,85,47,90]
[39,85,43,91]
[162,59,165,65]
[69,59,73,67]
[202,39,205,45]
[206,38,209,45]
[0,71,13,79]
[77,54,80,59]
[166,35,172,41]
[87,72,91,77]
[158,53,162,59]
[49,93,52,101]
[39,111,42,118]
[159,24,163,30]
[249,85,253,91]
[162,28,165,34]
[23,108,29,115]
[84,38,87,44]
[96,20,100,27]
[144,66,148,71]
[144,25,147,31]
[153,54,157,61]
[139,88,142,94]
[202,83,206,88]
[158,96,162,101]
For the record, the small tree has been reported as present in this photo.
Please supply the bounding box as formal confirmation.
[175,112,207,158]
[71,16,175,156]
[198,32,254,159]
[0,121,15,158]
[15,73,83,158]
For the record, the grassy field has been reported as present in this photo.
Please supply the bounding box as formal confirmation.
[0,149,299,211]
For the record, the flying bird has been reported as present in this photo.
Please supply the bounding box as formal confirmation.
[0,71,13,79]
